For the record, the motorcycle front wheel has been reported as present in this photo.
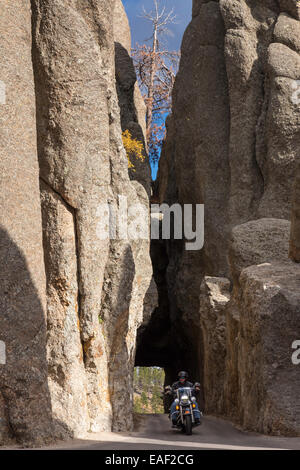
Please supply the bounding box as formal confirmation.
[184,415,192,435]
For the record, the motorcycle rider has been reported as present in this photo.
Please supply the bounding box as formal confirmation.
[166,371,202,427]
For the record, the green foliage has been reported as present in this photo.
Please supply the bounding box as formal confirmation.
[134,397,143,414]
[141,391,148,407]
[133,367,165,414]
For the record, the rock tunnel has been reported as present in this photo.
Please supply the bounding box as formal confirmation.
[135,223,205,406]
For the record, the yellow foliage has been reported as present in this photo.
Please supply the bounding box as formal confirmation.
[122,130,145,169]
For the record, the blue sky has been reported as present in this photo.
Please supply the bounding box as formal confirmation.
[123,0,192,51]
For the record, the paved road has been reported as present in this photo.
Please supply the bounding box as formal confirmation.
[22,414,300,451]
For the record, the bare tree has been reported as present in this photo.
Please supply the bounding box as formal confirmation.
[132,0,180,164]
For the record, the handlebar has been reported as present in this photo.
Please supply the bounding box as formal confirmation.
[164,385,200,396]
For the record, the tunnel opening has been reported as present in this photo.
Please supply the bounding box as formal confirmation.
[133,367,165,414]
[135,229,205,413]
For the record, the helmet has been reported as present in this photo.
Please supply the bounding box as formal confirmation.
[178,371,189,380]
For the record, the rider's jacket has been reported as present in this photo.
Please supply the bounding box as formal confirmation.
[171,380,194,392]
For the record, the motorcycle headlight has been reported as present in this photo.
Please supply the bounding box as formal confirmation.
[181,394,189,404]
[174,398,179,404]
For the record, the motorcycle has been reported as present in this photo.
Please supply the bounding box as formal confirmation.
[165,386,202,435]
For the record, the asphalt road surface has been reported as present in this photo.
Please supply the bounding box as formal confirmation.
[9,414,299,451]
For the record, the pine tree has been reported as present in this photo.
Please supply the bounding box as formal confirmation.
[141,391,148,411]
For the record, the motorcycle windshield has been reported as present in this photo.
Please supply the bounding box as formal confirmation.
[177,387,192,399]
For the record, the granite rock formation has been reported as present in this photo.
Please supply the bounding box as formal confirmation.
[0,0,53,444]
[200,277,230,416]
[229,218,291,287]
[224,261,300,435]
[290,163,300,262]
[152,0,300,435]
[1,0,299,445]
[0,0,155,444]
